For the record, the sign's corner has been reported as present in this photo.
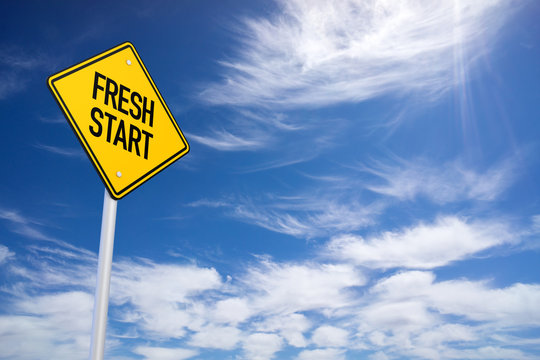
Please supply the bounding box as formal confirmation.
[119,41,136,50]
[46,72,58,91]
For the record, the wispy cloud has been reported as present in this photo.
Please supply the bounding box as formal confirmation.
[38,115,67,124]
[236,109,303,131]
[234,200,379,238]
[362,156,517,203]
[0,208,55,242]
[0,47,57,100]
[327,216,514,269]
[186,129,268,151]
[0,48,53,70]
[0,72,27,100]
[238,156,316,173]
[185,108,307,155]
[0,207,95,264]
[34,143,86,159]
[191,194,381,238]
[188,152,522,239]
[531,214,540,233]
[0,244,14,264]
[202,0,513,108]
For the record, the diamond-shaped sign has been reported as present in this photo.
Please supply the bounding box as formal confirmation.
[48,42,189,199]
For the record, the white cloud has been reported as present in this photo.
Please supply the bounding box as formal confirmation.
[133,346,198,360]
[210,297,253,325]
[16,291,94,332]
[415,324,477,348]
[327,216,513,269]
[353,271,540,358]
[0,207,96,260]
[0,208,54,242]
[0,47,56,99]
[188,325,241,350]
[0,292,93,360]
[0,48,53,70]
[253,313,311,348]
[443,346,530,360]
[297,348,346,360]
[0,239,99,360]
[238,153,318,173]
[361,300,438,335]
[38,115,66,124]
[202,0,513,108]
[429,280,540,327]
[111,260,223,338]
[531,214,540,232]
[368,352,391,360]
[242,333,284,360]
[108,257,364,354]
[34,144,86,159]
[188,155,518,239]
[195,194,380,238]
[186,129,268,151]
[363,157,516,203]
[236,109,303,131]
[1,228,538,359]
[242,259,365,315]
[0,72,27,99]
[0,244,14,264]
[370,270,540,327]
[311,325,349,348]
[4,246,96,296]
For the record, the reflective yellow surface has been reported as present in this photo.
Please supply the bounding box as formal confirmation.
[48,42,189,199]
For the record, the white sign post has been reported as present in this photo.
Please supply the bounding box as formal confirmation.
[89,191,117,360]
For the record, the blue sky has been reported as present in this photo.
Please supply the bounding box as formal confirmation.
[1,0,539,359]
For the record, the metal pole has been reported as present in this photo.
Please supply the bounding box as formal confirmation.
[89,190,117,360]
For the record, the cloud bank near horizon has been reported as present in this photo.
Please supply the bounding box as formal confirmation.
[0,210,537,360]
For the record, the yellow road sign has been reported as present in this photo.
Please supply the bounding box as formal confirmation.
[48,42,189,199]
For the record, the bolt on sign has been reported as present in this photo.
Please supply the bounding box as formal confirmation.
[48,42,189,199]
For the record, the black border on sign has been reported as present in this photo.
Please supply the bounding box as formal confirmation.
[47,42,189,200]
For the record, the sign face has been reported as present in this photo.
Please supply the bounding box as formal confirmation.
[48,42,189,199]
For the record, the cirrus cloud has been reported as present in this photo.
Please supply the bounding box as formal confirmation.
[327,216,514,269]
[202,0,514,108]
